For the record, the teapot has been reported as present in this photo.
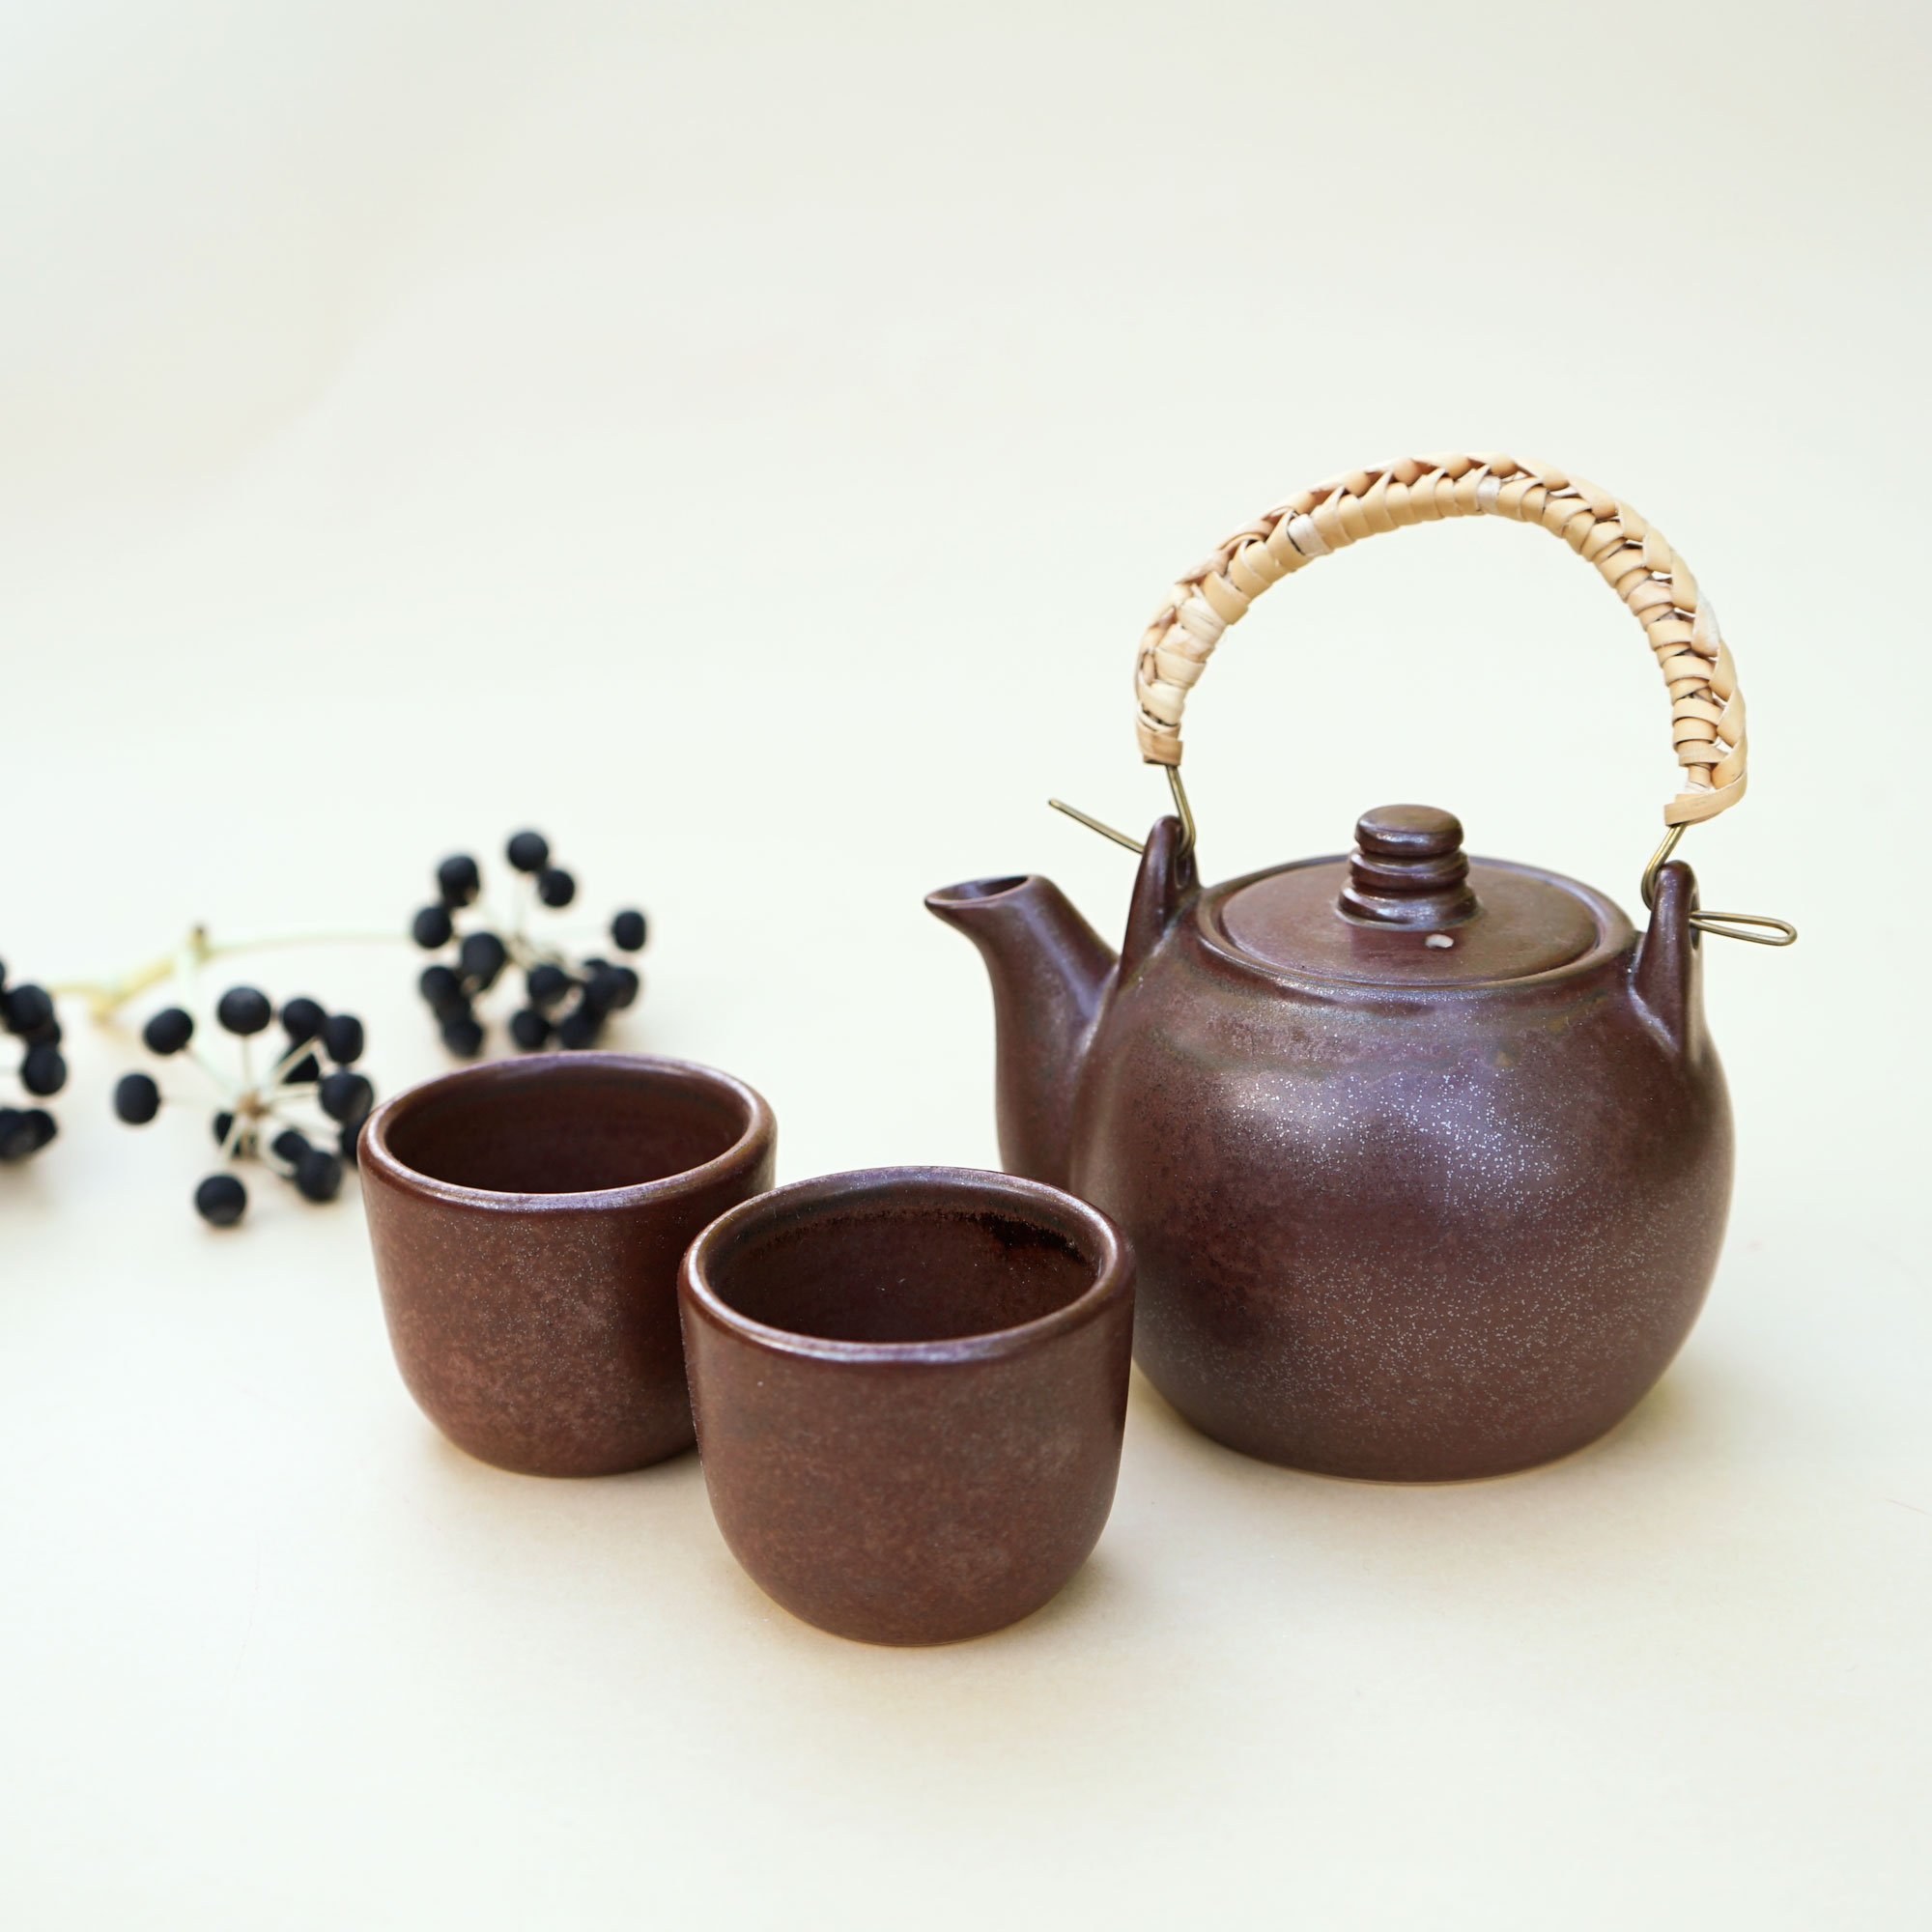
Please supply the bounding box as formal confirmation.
[928,454,1793,1482]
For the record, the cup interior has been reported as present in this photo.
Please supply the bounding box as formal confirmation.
[380,1059,753,1196]
[701,1179,1105,1345]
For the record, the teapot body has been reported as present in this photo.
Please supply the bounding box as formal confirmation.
[1067,853,1732,1482]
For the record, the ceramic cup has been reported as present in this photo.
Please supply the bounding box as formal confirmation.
[360,1052,776,1477]
[680,1166,1134,1645]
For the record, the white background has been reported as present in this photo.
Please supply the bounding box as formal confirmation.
[3,3,1926,1925]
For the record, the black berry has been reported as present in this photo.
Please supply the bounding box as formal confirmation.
[418,964,464,1015]
[583,962,638,1012]
[508,1008,551,1051]
[280,996,327,1043]
[506,830,550,873]
[194,1173,248,1227]
[437,853,482,908]
[459,930,507,990]
[216,985,272,1037]
[322,1013,364,1065]
[114,1072,161,1124]
[337,1122,360,1166]
[143,1007,194,1055]
[0,1108,38,1161]
[611,909,647,953]
[4,982,53,1036]
[537,867,576,909]
[556,1006,602,1050]
[319,1070,375,1126]
[440,1012,485,1058]
[412,904,454,951]
[19,1043,67,1096]
[270,1127,312,1164]
[526,962,571,1008]
[280,1050,321,1085]
[294,1148,344,1203]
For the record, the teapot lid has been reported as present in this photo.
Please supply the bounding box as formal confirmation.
[1209,805,1616,986]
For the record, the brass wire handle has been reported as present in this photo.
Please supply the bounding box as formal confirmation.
[1048,767,1193,858]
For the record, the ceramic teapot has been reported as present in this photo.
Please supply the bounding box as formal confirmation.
[928,454,1793,1482]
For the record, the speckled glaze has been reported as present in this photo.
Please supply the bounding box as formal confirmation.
[360,1053,775,1477]
[680,1168,1134,1645]
[929,808,1733,1482]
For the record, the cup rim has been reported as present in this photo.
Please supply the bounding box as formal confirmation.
[680,1164,1132,1366]
[358,1050,775,1212]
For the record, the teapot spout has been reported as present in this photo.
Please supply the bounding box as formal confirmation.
[925,875,1117,1188]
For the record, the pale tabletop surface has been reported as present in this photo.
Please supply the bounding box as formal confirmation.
[3,6,1926,1926]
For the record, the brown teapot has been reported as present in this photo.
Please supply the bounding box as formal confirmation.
[929,454,1793,1483]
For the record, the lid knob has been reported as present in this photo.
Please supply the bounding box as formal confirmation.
[1339,805,1479,927]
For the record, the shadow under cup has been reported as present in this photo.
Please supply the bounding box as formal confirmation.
[680,1168,1135,1646]
[360,1053,776,1476]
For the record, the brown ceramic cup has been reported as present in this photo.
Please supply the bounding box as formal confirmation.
[360,1052,775,1477]
[680,1166,1134,1646]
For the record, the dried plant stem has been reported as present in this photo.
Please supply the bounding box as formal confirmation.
[54,924,404,1022]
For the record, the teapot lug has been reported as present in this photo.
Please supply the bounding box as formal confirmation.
[1632,859,1701,1055]
[1121,816,1198,981]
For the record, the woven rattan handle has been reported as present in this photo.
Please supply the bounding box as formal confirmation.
[1133,453,1747,826]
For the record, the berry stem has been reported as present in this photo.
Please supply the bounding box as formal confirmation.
[216,1108,252,1164]
[52,935,198,1020]
[504,933,567,973]
[54,924,405,1021]
[187,1047,242,1101]
[264,1037,318,1089]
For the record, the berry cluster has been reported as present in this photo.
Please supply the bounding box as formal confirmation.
[114,986,374,1226]
[1,958,66,1163]
[410,829,646,1058]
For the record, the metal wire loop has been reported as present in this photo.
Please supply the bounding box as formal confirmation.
[1641,824,1796,947]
